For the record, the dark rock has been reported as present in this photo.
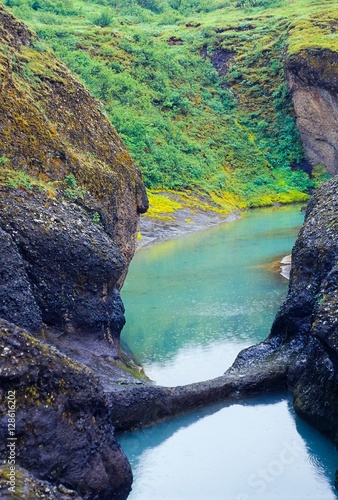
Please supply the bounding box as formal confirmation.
[0,320,132,499]
[283,179,338,447]
[167,36,183,46]
[107,364,288,432]
[0,191,127,357]
[0,228,41,333]
[0,465,81,499]
[201,46,236,77]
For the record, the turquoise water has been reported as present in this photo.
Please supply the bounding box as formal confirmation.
[119,205,338,499]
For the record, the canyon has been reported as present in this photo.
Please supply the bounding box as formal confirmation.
[0,3,337,498]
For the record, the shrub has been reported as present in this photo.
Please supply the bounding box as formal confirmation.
[93,10,113,27]
[0,156,9,166]
[64,173,77,188]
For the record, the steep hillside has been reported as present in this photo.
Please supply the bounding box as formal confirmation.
[4,0,337,219]
[0,4,147,264]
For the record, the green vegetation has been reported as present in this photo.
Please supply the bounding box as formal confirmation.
[92,211,101,223]
[63,174,86,200]
[0,167,57,195]
[0,167,88,202]
[0,156,9,166]
[6,0,337,211]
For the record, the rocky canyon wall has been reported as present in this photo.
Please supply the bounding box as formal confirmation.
[286,48,338,175]
[229,176,338,487]
[1,5,338,498]
[0,5,147,498]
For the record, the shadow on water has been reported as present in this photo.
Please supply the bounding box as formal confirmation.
[118,393,338,499]
[117,392,289,466]
[287,400,338,494]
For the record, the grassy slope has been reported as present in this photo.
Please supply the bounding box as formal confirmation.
[4,0,337,218]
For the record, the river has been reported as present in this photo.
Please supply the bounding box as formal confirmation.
[119,205,338,500]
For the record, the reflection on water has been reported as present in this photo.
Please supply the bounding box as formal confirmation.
[121,205,303,384]
[119,205,338,499]
[119,395,338,500]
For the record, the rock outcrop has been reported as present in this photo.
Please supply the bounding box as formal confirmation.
[286,48,338,175]
[229,177,338,480]
[0,191,126,354]
[0,3,148,353]
[0,5,147,498]
[0,320,132,499]
[284,178,338,447]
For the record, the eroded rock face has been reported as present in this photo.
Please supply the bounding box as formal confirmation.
[0,320,132,499]
[232,177,338,449]
[0,228,41,334]
[0,4,147,347]
[283,179,338,446]
[0,5,147,497]
[286,49,338,175]
[0,191,126,356]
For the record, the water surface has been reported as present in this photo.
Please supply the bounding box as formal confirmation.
[121,205,302,385]
[119,395,338,500]
[119,206,338,499]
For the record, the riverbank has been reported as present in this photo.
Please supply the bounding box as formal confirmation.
[137,189,243,247]
[138,190,305,257]
[139,207,242,247]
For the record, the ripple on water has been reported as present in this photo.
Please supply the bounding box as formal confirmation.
[120,206,338,499]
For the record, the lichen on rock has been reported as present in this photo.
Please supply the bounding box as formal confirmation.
[286,48,338,175]
[0,5,147,498]
[0,3,148,351]
[0,320,132,499]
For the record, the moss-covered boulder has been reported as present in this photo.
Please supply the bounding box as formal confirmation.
[0,190,127,356]
[0,5,147,497]
[0,4,147,349]
[0,320,132,498]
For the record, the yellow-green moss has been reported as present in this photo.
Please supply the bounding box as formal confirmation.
[145,191,183,219]
[288,9,338,55]
[0,168,57,197]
